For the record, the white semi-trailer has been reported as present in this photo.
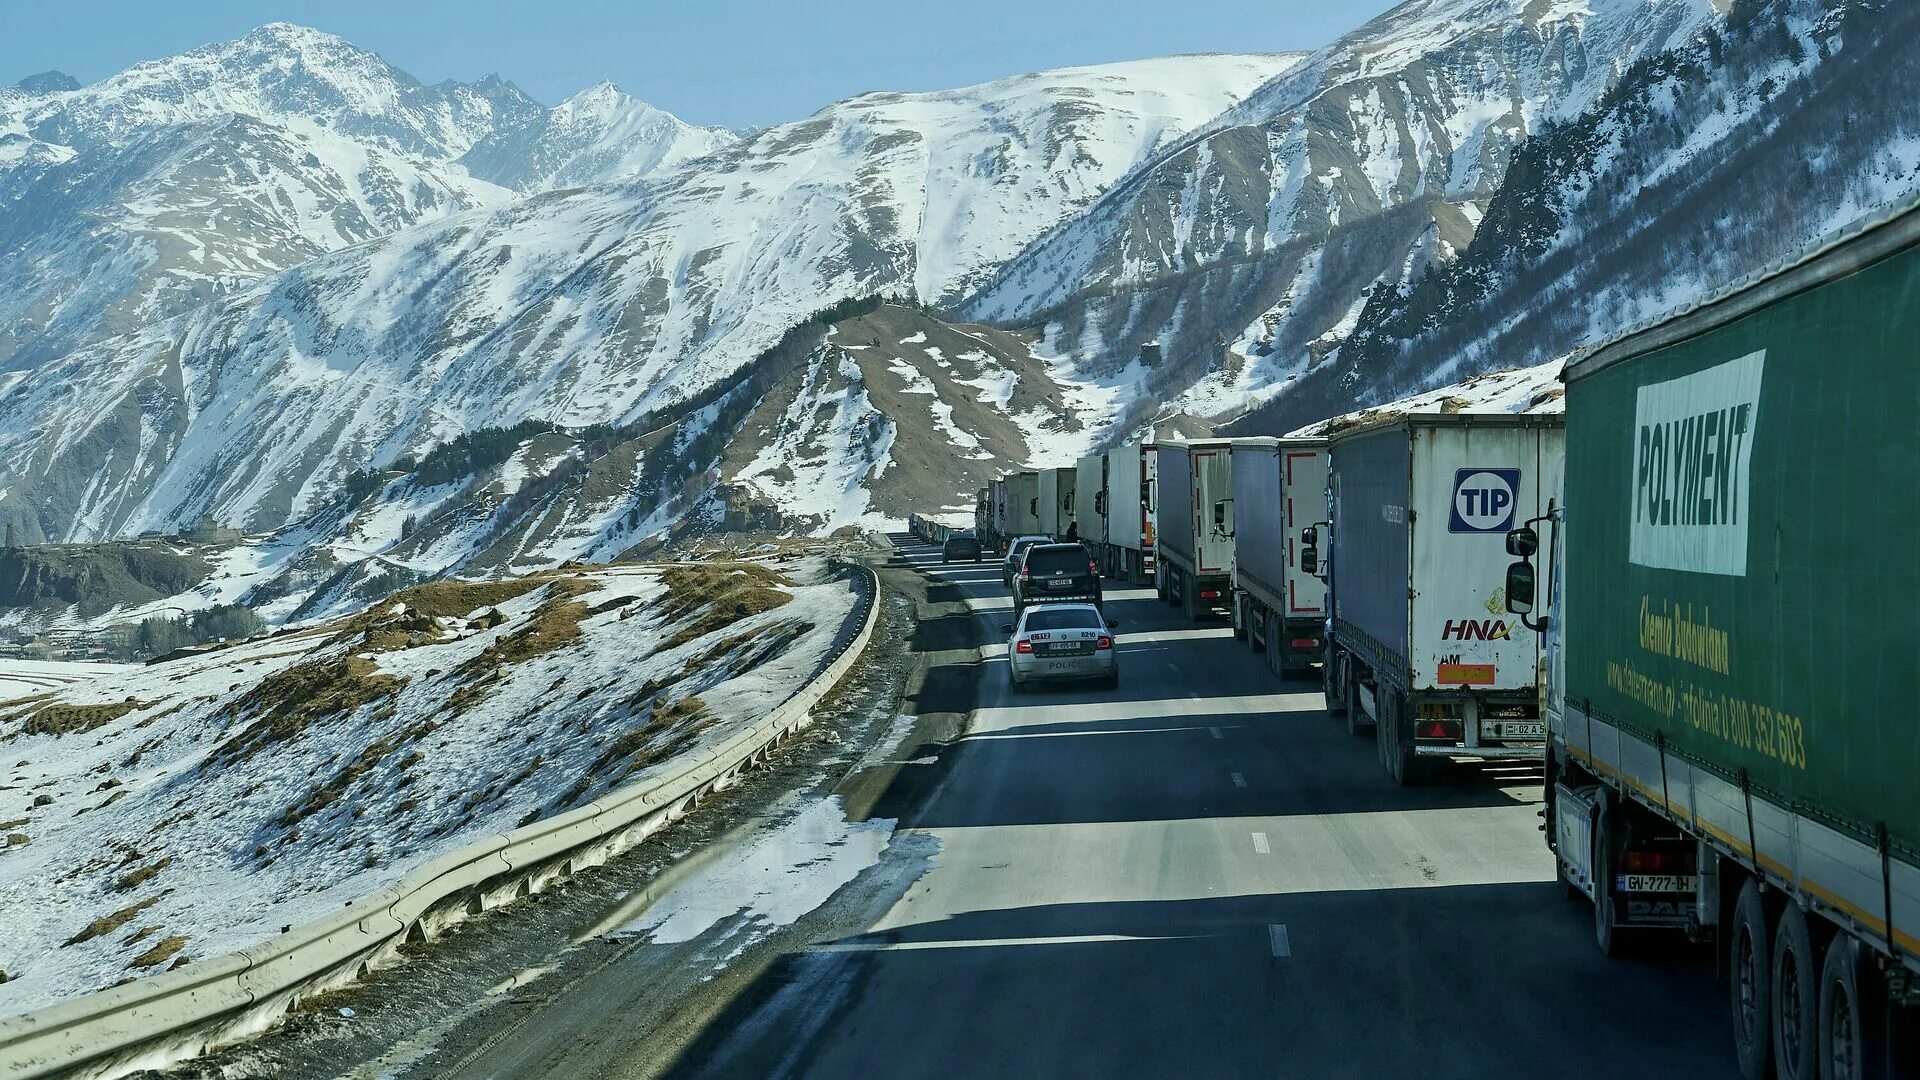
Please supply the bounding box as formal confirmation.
[1036,467,1077,539]
[1102,440,1156,584]
[1075,454,1105,558]
[1309,414,1564,784]
[1154,439,1234,622]
[1006,470,1041,542]
[1228,437,1328,677]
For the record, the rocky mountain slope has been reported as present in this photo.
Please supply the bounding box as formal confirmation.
[958,0,1719,420]
[0,24,724,372]
[0,49,1297,548]
[1236,0,1919,432]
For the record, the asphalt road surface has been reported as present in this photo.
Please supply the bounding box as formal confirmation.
[418,535,1737,1079]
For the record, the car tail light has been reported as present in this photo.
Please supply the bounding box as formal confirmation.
[1020,564,1030,579]
[1015,639,1034,654]
[1095,635,1111,650]
[1416,720,1462,741]
[1621,848,1690,874]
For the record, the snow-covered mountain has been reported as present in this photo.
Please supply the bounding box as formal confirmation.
[0,24,719,371]
[958,0,1719,419]
[4,0,1914,629]
[1238,0,1920,432]
[0,51,1298,547]
[459,81,736,192]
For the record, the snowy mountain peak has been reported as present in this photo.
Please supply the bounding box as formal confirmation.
[459,78,733,191]
[11,70,79,95]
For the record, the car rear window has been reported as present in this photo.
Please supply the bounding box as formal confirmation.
[1024,607,1103,631]
[1023,547,1090,575]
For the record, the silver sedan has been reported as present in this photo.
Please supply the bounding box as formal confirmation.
[1004,603,1118,691]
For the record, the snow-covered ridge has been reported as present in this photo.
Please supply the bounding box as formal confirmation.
[957,0,1718,425]
[0,23,722,376]
[0,49,1295,548]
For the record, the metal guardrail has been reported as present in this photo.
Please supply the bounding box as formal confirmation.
[0,563,881,1080]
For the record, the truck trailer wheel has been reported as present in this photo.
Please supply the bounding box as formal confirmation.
[1320,649,1343,713]
[1817,935,1881,1080]
[1773,903,1820,1080]
[1591,804,1626,957]
[1380,691,1418,785]
[1731,878,1775,1080]
[1182,577,1201,621]
[1232,597,1249,641]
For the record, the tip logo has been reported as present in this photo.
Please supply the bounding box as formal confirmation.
[1449,469,1520,533]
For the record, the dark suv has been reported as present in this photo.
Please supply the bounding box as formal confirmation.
[942,530,982,563]
[1013,543,1102,616]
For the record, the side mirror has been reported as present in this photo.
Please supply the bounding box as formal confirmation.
[1505,561,1536,615]
[1301,525,1318,547]
[1001,623,1015,633]
[1106,619,1120,630]
[1505,526,1538,558]
[1300,546,1319,576]
[1213,502,1226,527]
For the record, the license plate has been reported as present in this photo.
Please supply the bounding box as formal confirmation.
[1484,721,1545,739]
[1616,874,1698,893]
[1043,642,1080,654]
[1045,579,1073,590]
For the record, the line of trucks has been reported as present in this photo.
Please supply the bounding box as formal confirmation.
[957,204,1920,1076]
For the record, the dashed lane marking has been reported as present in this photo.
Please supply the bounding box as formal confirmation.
[1268,924,1291,958]
[1208,726,1223,740]
[1230,771,1246,788]
[1251,832,1270,854]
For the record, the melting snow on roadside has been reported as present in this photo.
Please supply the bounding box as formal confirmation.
[617,796,894,946]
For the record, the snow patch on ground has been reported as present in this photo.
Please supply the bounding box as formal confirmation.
[615,795,893,946]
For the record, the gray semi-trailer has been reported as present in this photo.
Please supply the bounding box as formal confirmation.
[1154,439,1234,621]
[1228,437,1327,676]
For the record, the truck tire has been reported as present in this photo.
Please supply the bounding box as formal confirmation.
[1265,614,1283,675]
[1323,647,1347,717]
[1592,802,1625,957]
[1345,669,1371,736]
[1773,903,1820,1080]
[1731,878,1775,1080]
[1817,935,1878,1080]
[1231,597,1249,641]
[1381,690,1418,785]
[1182,577,1201,621]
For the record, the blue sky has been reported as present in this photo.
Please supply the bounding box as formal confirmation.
[2,1,1399,129]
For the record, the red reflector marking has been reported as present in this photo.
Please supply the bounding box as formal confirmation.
[1416,720,1460,740]
[1199,590,1221,599]
[1290,638,1318,649]
[1438,663,1495,685]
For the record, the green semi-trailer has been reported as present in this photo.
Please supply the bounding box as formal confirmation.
[1506,204,1919,1080]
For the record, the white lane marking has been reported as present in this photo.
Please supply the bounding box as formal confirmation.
[1208,726,1223,740]
[1251,831,1270,854]
[1268,924,1291,958]
[810,933,1199,953]
[1230,771,1246,788]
